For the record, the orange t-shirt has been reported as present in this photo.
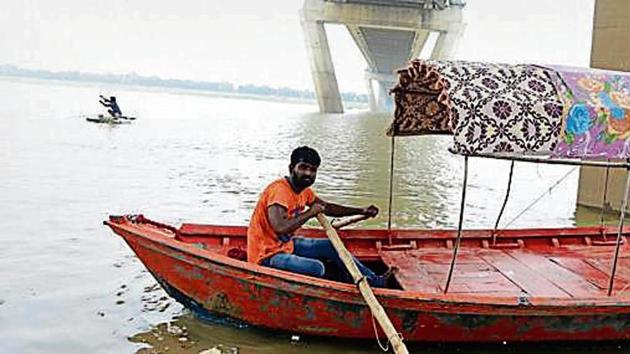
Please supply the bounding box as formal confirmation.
[247,178,317,264]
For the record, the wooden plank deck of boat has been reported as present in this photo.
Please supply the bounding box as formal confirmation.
[380,245,630,297]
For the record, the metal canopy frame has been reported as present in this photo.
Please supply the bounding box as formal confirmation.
[386,137,630,296]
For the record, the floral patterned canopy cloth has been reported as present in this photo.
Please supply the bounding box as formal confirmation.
[390,60,630,159]
[551,65,630,158]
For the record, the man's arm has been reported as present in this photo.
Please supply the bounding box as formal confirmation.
[99,100,110,107]
[316,197,378,218]
[267,203,325,236]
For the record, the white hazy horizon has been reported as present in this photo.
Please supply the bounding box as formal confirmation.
[2,0,595,93]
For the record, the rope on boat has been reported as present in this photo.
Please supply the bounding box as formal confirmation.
[498,166,577,231]
[492,161,515,245]
[371,314,390,352]
[599,163,611,240]
[354,275,367,286]
[607,163,630,296]
[444,155,468,294]
[387,136,396,244]
[371,314,404,352]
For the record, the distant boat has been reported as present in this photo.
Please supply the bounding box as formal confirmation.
[85,114,135,125]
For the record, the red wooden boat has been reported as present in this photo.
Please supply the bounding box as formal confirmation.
[105,214,630,342]
[105,61,630,345]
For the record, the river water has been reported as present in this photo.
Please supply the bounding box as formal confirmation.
[0,78,624,353]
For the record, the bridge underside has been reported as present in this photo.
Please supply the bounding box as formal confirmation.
[349,26,422,111]
[302,0,465,113]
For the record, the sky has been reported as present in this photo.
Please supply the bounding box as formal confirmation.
[1,0,595,93]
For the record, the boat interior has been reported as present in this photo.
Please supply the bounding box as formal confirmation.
[128,217,630,298]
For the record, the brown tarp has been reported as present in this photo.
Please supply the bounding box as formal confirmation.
[388,60,453,136]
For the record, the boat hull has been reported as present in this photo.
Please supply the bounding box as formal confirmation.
[108,219,630,342]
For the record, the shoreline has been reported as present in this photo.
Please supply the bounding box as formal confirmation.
[0,75,369,110]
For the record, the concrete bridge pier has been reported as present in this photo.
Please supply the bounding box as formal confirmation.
[301,20,345,113]
[365,73,378,111]
[577,0,630,213]
[365,70,397,111]
[430,26,464,60]
[302,0,465,114]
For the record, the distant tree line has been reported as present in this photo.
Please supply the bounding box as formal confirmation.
[0,64,368,103]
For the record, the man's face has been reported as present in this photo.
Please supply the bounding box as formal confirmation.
[290,161,317,189]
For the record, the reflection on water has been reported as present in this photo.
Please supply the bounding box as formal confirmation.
[0,78,625,353]
[130,313,626,354]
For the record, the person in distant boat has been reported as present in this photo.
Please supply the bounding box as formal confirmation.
[247,146,394,287]
[99,95,122,118]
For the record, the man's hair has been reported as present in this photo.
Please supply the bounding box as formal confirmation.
[290,146,321,167]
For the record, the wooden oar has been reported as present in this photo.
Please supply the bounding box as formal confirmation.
[316,213,409,354]
[331,214,371,230]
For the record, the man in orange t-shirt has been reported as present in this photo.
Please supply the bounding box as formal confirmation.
[247,146,390,287]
